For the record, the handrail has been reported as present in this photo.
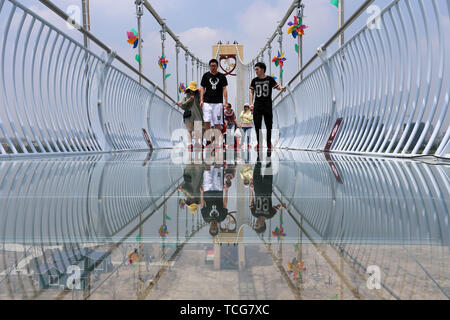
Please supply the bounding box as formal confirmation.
[272,0,449,158]
[0,0,185,156]
[273,0,375,101]
[37,0,177,105]
[249,0,298,65]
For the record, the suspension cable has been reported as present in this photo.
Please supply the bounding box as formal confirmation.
[37,0,177,104]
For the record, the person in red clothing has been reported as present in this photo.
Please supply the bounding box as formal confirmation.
[224,104,239,149]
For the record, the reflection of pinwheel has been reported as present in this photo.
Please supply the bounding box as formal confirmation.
[179,198,186,209]
[178,83,186,94]
[158,55,168,70]
[126,29,142,49]
[288,258,306,280]
[159,225,169,238]
[128,248,139,265]
[272,227,286,240]
[272,51,287,68]
[287,16,308,39]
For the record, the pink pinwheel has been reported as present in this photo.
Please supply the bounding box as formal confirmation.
[127,29,141,49]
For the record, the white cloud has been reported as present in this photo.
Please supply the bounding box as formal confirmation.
[236,0,288,59]
[177,27,233,62]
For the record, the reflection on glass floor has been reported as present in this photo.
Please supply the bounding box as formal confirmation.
[0,150,448,300]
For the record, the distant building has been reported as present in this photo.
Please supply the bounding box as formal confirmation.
[34,248,113,290]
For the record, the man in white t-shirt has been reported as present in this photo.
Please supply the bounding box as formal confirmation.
[200,59,229,148]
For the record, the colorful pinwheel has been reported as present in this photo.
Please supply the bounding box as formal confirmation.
[287,16,308,39]
[159,225,169,238]
[158,55,168,70]
[272,227,286,240]
[178,83,186,94]
[288,258,306,280]
[179,198,186,209]
[127,29,141,49]
[272,51,287,68]
[271,74,278,81]
[127,29,142,64]
[128,248,139,265]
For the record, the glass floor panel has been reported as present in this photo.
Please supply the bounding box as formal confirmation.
[0,150,448,300]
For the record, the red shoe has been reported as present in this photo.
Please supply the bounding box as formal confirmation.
[255,144,260,152]
[247,144,251,150]
[188,144,193,151]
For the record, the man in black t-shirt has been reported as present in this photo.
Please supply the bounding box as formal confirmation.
[200,59,229,147]
[249,158,284,234]
[249,62,285,153]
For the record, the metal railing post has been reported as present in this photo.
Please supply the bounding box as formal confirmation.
[160,24,167,97]
[175,42,180,101]
[96,52,116,152]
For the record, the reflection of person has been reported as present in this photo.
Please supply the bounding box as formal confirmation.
[224,161,237,189]
[240,164,253,189]
[250,159,284,234]
[200,165,229,237]
[180,162,205,214]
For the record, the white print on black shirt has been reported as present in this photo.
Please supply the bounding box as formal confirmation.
[255,81,270,98]
[255,196,270,214]
[210,205,220,218]
[210,78,219,90]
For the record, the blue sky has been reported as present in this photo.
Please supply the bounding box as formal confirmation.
[23,0,398,102]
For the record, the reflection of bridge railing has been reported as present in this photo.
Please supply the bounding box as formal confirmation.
[0,0,183,157]
[271,152,449,299]
[274,0,449,158]
[273,151,449,246]
[0,151,194,299]
[0,151,183,243]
